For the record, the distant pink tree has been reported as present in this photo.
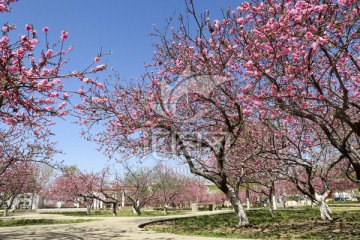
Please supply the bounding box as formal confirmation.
[0,161,40,216]
[46,168,98,215]
[118,163,158,215]
[152,165,203,213]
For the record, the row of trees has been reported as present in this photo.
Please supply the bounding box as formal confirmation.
[75,0,360,226]
[1,0,359,227]
[45,164,211,216]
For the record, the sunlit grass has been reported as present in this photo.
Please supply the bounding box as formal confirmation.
[146,208,360,239]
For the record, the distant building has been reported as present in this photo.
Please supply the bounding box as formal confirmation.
[3,192,42,210]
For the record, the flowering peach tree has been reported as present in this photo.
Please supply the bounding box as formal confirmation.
[77,0,360,226]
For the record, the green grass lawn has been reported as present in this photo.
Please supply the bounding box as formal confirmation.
[46,209,190,217]
[145,208,360,239]
[0,218,94,227]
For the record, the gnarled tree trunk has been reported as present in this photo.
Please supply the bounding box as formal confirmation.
[315,193,332,220]
[223,187,249,226]
[133,204,142,215]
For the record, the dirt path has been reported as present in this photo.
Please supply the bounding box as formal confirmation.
[0,210,247,240]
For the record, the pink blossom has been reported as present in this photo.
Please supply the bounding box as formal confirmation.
[94,57,100,62]
[144,121,153,127]
[243,109,253,115]
[95,64,106,72]
[45,49,53,58]
[52,78,61,85]
[59,102,67,109]
[214,20,221,30]
[96,83,105,89]
[338,0,356,6]
[49,92,59,98]
[61,31,68,40]
[305,32,313,40]
[0,3,8,12]
[300,102,308,109]
[37,79,49,89]
[25,24,31,31]
[318,95,326,100]
[311,42,318,50]
[43,26,49,33]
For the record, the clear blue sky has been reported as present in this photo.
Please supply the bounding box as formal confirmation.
[2,0,241,171]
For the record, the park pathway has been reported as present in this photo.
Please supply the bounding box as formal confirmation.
[0,210,249,240]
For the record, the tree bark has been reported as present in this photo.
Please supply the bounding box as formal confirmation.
[86,205,91,215]
[163,205,169,214]
[132,201,142,215]
[224,187,249,226]
[112,202,118,216]
[315,193,332,220]
[272,195,277,210]
[269,181,276,216]
[318,200,332,220]
[246,185,251,210]
[133,205,142,215]
[3,208,8,217]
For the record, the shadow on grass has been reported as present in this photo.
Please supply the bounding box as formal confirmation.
[145,209,360,240]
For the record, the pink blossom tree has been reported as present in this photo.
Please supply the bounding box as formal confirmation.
[46,167,98,215]
[0,125,58,176]
[1,0,107,130]
[226,0,360,188]
[0,161,40,216]
[93,167,122,216]
[152,165,195,214]
[265,118,356,220]
[115,162,159,215]
[76,0,360,226]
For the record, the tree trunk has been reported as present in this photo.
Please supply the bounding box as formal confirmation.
[163,206,169,214]
[318,200,332,220]
[112,203,117,216]
[281,194,287,208]
[86,205,91,215]
[133,206,142,215]
[246,185,251,210]
[3,208,8,217]
[315,193,332,220]
[272,195,277,210]
[224,187,249,226]
[269,181,276,217]
[132,201,142,215]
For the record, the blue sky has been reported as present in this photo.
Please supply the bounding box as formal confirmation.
[2,0,240,171]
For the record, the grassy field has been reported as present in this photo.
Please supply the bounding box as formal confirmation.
[0,218,94,227]
[47,209,190,217]
[145,207,360,239]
